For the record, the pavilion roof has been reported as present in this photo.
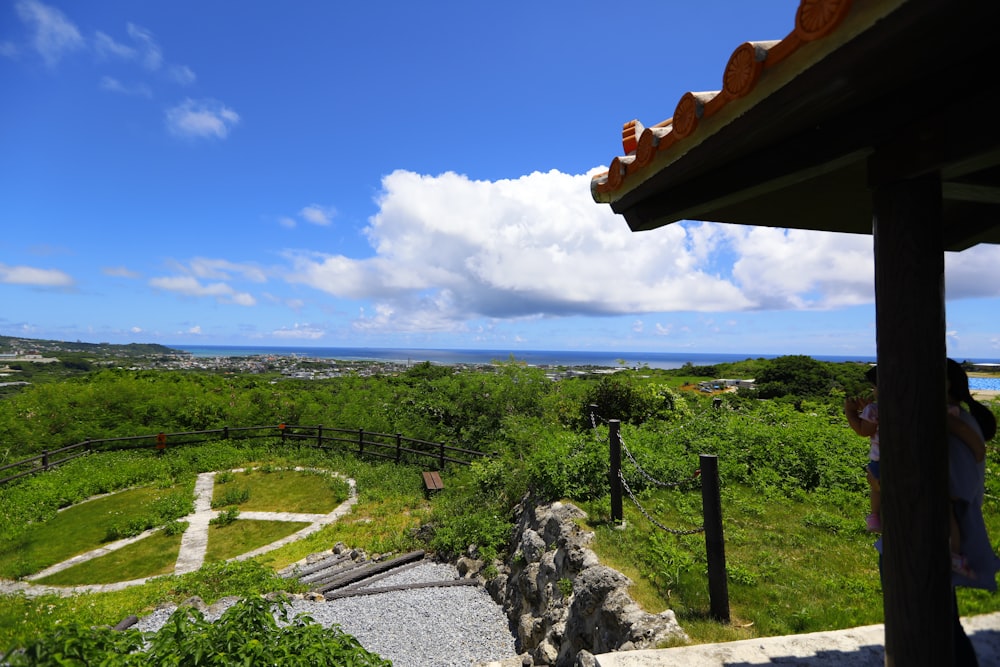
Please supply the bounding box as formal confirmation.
[590,0,1000,250]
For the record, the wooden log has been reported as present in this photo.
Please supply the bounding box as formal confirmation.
[337,560,424,591]
[286,552,353,580]
[315,550,426,593]
[113,615,139,631]
[324,578,479,600]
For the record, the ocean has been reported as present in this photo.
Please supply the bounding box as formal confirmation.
[168,345,885,371]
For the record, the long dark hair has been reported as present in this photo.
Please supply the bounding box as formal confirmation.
[947,358,997,441]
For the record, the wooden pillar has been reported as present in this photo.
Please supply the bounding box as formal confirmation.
[873,172,950,666]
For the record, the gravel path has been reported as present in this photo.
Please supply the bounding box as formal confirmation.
[134,562,518,667]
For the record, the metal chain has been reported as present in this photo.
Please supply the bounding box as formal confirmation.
[619,470,704,535]
[618,431,686,488]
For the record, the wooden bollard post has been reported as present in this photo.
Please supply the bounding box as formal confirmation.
[42,449,49,471]
[609,420,623,524]
[700,454,730,622]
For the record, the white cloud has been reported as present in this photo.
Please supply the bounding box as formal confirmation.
[300,205,336,226]
[125,23,162,70]
[168,64,196,85]
[94,31,135,60]
[0,41,18,59]
[15,0,83,67]
[131,326,142,334]
[102,266,141,279]
[945,244,1000,299]
[149,275,256,306]
[272,324,326,339]
[728,226,875,309]
[187,257,266,283]
[279,216,297,229]
[0,263,74,287]
[100,76,152,98]
[283,169,756,333]
[165,99,240,139]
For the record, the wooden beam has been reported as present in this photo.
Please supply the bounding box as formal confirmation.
[873,171,950,666]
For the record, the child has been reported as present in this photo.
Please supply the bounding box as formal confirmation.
[946,359,994,578]
[845,366,880,532]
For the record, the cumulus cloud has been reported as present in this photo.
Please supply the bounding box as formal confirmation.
[15,0,83,67]
[165,98,240,139]
[276,168,1000,337]
[0,263,74,287]
[149,275,256,306]
[945,244,1000,299]
[283,170,758,332]
[727,226,875,309]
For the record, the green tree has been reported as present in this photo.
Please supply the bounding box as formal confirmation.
[751,355,835,399]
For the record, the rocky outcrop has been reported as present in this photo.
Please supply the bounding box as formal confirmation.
[484,500,687,666]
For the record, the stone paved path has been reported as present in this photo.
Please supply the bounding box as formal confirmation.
[0,468,357,597]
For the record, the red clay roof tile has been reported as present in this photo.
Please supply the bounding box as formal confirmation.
[592,0,856,201]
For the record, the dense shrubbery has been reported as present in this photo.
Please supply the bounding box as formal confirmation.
[1,356,997,649]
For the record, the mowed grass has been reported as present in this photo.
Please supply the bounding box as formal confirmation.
[257,495,427,571]
[204,520,311,563]
[0,485,190,579]
[213,468,348,513]
[35,530,184,586]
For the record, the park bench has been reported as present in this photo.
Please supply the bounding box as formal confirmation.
[422,470,444,495]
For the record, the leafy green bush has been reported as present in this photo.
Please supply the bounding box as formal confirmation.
[5,595,391,667]
[212,485,251,508]
[210,507,240,527]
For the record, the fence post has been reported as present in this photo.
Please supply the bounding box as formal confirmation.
[42,449,49,471]
[395,433,402,463]
[609,420,623,524]
[279,423,286,446]
[317,424,323,448]
[700,453,730,623]
[358,429,364,456]
[439,441,445,470]
[223,426,229,440]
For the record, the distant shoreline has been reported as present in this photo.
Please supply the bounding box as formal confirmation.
[167,344,886,371]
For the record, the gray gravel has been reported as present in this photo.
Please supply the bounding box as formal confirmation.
[135,562,518,667]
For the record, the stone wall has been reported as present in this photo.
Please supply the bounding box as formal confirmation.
[480,499,687,666]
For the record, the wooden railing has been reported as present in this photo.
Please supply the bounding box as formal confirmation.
[0,424,488,487]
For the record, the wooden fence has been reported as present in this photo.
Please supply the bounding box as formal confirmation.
[0,424,488,487]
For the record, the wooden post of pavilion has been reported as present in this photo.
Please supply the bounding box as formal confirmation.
[873,172,952,665]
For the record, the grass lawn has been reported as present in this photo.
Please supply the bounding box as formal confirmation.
[0,483,192,579]
[581,483,945,645]
[204,520,311,563]
[35,530,183,586]
[213,468,348,513]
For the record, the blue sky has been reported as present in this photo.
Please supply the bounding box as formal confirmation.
[2,1,999,359]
